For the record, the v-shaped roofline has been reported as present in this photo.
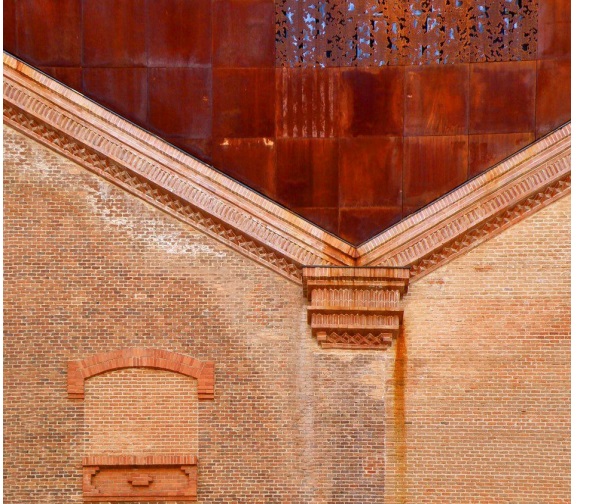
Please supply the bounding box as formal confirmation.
[3,53,571,285]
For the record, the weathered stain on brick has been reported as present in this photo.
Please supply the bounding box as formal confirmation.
[4,126,570,503]
[389,194,571,503]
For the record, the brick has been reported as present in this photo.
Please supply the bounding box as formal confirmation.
[4,126,570,503]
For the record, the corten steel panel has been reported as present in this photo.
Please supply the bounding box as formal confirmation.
[17,0,81,66]
[148,67,212,138]
[289,208,339,237]
[469,61,537,134]
[404,64,469,137]
[339,67,404,137]
[3,0,16,54]
[275,0,407,67]
[213,68,276,138]
[538,0,570,61]
[212,138,276,199]
[82,0,146,67]
[339,208,404,245]
[536,59,571,138]
[275,138,339,208]
[539,0,571,24]
[39,67,83,93]
[7,0,571,244]
[339,137,402,208]
[404,0,471,65]
[538,21,571,60]
[163,137,213,166]
[468,133,535,178]
[348,0,405,67]
[276,68,340,138]
[469,0,538,63]
[403,135,469,217]
[83,68,148,125]
[212,0,275,68]
[147,0,211,67]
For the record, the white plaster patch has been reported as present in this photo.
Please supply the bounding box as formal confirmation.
[86,181,227,258]
[6,128,59,177]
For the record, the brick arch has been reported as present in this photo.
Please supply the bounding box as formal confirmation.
[67,348,214,400]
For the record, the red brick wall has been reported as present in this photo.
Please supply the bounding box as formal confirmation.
[385,194,571,502]
[84,368,198,455]
[4,126,570,503]
[3,126,307,503]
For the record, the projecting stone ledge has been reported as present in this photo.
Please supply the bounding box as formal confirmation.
[302,266,410,350]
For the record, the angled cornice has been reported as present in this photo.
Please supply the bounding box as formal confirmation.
[3,53,571,285]
[3,54,355,286]
[356,124,571,279]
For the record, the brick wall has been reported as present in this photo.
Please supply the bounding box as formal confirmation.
[4,126,570,503]
[84,368,198,455]
[3,126,308,503]
[385,194,571,503]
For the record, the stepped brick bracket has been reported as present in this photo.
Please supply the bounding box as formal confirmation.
[82,455,197,502]
[67,349,214,400]
[303,267,410,350]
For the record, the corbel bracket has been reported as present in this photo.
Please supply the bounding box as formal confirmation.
[302,267,410,350]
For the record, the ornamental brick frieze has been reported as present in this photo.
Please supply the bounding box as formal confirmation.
[3,54,355,286]
[4,53,571,285]
[405,174,571,280]
[356,123,571,279]
[82,455,197,502]
[303,267,409,350]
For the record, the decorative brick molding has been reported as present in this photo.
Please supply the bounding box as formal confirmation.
[82,454,197,502]
[82,455,198,466]
[405,175,571,281]
[356,125,571,280]
[67,349,214,400]
[3,54,355,286]
[303,267,410,350]
[3,53,571,285]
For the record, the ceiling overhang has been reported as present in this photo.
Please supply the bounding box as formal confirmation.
[3,53,571,286]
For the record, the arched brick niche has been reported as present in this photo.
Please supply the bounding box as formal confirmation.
[67,349,214,502]
[67,348,214,400]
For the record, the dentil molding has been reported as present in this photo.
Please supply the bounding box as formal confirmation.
[3,53,570,283]
[4,53,571,349]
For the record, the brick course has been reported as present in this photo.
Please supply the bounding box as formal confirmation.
[68,348,214,400]
[4,126,570,503]
[3,126,308,503]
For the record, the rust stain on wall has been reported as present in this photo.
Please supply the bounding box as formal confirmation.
[394,326,408,502]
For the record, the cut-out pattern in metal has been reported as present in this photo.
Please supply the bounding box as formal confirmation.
[276,0,538,67]
[470,0,538,62]
[405,0,471,64]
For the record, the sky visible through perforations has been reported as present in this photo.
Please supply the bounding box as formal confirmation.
[276,0,538,66]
